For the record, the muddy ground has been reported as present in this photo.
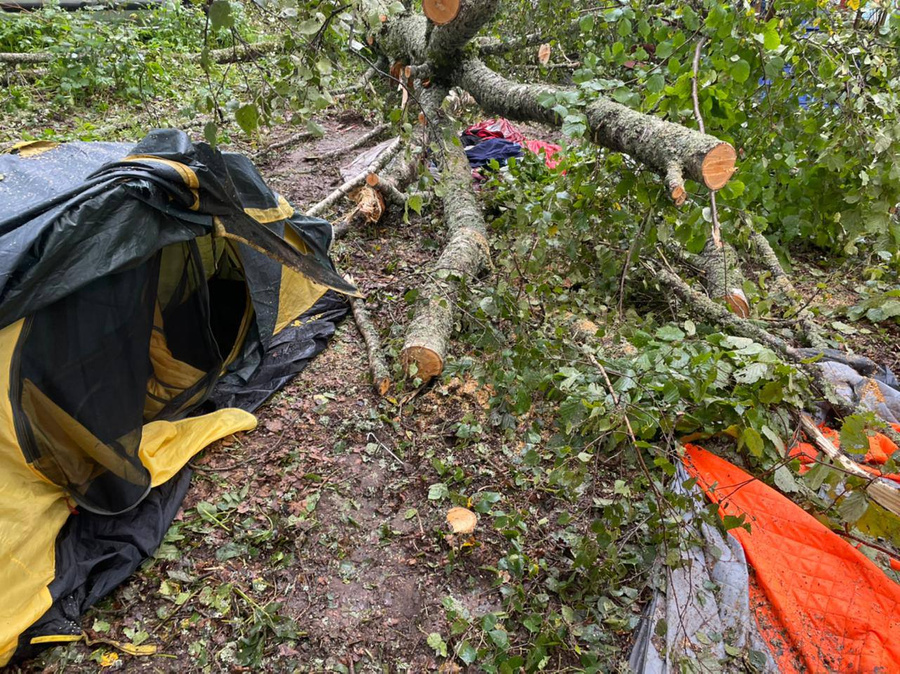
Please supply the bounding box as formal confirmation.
[8,112,899,674]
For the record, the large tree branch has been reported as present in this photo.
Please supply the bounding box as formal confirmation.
[455,58,736,195]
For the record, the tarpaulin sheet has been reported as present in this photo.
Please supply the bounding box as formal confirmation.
[684,443,900,673]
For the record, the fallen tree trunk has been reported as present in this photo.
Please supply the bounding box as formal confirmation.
[696,239,749,317]
[367,3,735,199]
[401,87,491,382]
[746,227,828,349]
[307,123,390,162]
[333,146,421,238]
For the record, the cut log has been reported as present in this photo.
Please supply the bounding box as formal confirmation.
[333,148,422,238]
[348,186,386,224]
[401,87,491,383]
[455,58,735,194]
[423,0,461,24]
[306,137,402,218]
[696,239,749,318]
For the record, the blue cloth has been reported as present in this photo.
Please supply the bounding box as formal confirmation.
[464,138,524,169]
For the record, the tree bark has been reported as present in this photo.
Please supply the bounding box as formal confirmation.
[400,87,491,383]
[696,239,749,317]
[307,123,390,162]
[425,0,500,65]
[745,225,828,349]
[350,292,392,396]
[367,3,735,198]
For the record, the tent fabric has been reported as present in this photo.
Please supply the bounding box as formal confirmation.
[791,422,900,482]
[0,130,352,665]
[627,465,777,673]
[683,443,900,673]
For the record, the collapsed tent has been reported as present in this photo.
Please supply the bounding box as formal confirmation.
[630,343,900,671]
[630,445,900,672]
[0,129,356,665]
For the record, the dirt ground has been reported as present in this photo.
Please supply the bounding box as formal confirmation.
[9,112,899,674]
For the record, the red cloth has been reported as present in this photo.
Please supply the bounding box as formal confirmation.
[523,139,562,169]
[464,118,526,144]
[684,443,900,673]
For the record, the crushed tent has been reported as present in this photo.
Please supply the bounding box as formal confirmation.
[791,423,900,482]
[630,345,900,672]
[630,445,900,672]
[339,137,398,182]
[628,465,777,673]
[461,118,561,171]
[0,129,354,665]
[684,444,900,673]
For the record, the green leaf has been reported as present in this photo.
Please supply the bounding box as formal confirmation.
[208,0,233,30]
[489,628,509,650]
[730,58,751,83]
[428,483,449,500]
[457,640,477,665]
[840,415,870,456]
[723,513,749,532]
[407,193,423,215]
[774,466,799,493]
[655,325,685,342]
[838,489,868,524]
[426,632,448,657]
[763,26,781,50]
[203,121,218,148]
[742,427,764,457]
[656,42,674,59]
[297,19,322,35]
[235,104,259,134]
[646,72,665,94]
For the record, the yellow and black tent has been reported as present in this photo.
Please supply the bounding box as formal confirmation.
[0,129,356,664]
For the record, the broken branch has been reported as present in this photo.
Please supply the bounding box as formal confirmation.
[306,137,402,218]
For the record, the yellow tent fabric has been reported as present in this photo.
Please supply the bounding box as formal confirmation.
[139,410,257,487]
[0,320,70,667]
[0,317,259,666]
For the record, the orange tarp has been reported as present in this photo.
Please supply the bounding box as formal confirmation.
[684,444,900,673]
